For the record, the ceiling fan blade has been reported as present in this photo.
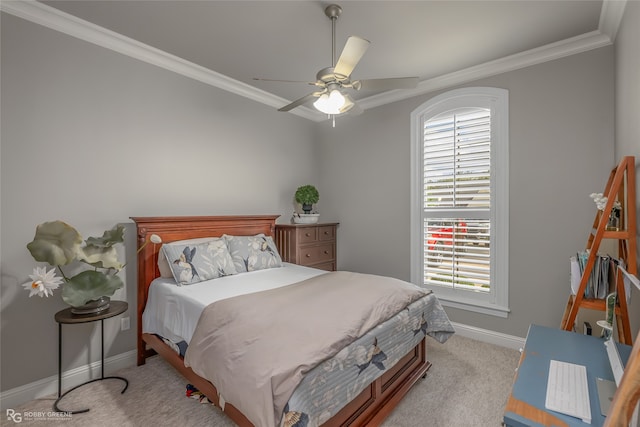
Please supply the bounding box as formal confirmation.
[278,92,321,112]
[253,78,316,85]
[356,77,419,91]
[334,36,370,78]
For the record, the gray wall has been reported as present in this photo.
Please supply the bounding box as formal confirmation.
[0,14,318,391]
[614,0,640,333]
[317,46,617,339]
[2,2,639,400]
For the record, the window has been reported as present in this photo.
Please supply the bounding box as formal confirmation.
[410,87,509,317]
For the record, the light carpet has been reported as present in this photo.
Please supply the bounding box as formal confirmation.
[2,334,520,427]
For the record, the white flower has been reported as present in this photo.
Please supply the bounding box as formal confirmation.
[22,266,64,298]
[589,193,622,211]
[590,193,609,210]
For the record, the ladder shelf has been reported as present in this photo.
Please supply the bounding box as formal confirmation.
[561,156,638,344]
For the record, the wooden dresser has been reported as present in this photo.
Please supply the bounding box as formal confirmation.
[275,223,338,271]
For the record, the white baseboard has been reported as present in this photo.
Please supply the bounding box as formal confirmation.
[1,350,137,411]
[451,321,526,350]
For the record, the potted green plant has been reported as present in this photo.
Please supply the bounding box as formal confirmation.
[294,185,319,214]
[23,220,160,314]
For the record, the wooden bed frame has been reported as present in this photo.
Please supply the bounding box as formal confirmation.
[131,215,431,426]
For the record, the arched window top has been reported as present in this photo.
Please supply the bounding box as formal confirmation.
[413,87,508,120]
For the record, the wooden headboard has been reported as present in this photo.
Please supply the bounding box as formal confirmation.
[130,215,279,365]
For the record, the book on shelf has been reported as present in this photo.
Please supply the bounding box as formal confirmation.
[570,251,627,300]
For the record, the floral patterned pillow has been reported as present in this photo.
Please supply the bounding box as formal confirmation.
[161,238,237,285]
[157,237,220,278]
[223,234,283,273]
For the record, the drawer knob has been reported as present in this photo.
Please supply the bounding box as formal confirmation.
[305,233,311,237]
[324,250,329,254]
[306,254,311,257]
[324,231,329,235]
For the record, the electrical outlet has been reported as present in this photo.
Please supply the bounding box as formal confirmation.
[121,317,130,331]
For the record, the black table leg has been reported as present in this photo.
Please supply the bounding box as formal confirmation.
[57,322,62,398]
[53,319,128,414]
[101,319,104,379]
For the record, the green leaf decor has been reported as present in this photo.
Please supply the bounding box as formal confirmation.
[26,221,83,266]
[61,270,124,307]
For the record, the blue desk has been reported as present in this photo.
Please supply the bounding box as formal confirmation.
[504,324,632,427]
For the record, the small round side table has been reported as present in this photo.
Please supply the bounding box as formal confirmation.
[54,300,129,414]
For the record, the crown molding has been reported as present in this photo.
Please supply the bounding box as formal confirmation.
[1,0,624,121]
[358,30,612,110]
[599,0,627,42]
[0,0,323,121]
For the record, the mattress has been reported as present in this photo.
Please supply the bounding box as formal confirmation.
[142,262,326,344]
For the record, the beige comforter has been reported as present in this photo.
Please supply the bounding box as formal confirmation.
[184,271,428,427]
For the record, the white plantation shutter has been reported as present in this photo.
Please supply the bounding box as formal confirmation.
[411,87,509,317]
[423,109,491,292]
[411,87,509,318]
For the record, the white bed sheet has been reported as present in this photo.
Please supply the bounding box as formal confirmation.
[142,263,326,344]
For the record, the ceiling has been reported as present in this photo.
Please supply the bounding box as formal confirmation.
[6,1,620,120]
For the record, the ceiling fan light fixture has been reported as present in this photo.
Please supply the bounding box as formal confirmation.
[313,88,346,115]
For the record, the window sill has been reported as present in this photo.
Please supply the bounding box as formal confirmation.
[436,295,510,318]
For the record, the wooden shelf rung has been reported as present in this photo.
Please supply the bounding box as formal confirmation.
[603,230,631,239]
[574,297,627,315]
[578,298,607,311]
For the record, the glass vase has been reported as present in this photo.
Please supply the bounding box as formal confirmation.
[606,210,620,231]
[70,296,111,315]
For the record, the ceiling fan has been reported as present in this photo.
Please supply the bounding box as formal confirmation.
[256,4,419,116]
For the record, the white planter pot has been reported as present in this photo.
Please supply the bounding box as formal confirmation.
[293,214,320,224]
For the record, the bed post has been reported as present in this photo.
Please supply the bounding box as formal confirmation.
[133,221,164,366]
[136,225,151,366]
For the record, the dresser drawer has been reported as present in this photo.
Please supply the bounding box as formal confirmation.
[299,243,335,266]
[297,227,318,244]
[318,226,336,241]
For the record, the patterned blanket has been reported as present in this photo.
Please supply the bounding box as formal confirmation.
[283,291,454,426]
[184,271,454,427]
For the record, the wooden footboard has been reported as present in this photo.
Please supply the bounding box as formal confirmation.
[132,216,432,427]
[327,337,431,426]
[142,332,429,427]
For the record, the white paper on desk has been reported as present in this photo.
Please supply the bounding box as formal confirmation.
[571,256,582,295]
